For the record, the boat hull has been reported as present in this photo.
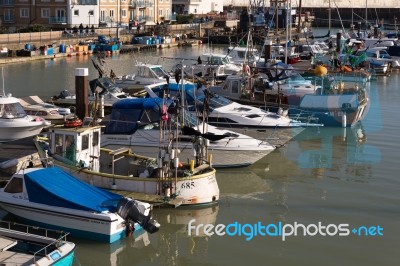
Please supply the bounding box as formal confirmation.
[0,201,127,243]
[0,123,47,142]
[102,141,273,168]
[56,160,220,206]
[0,223,76,266]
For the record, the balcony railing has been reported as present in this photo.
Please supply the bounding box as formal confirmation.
[138,15,154,22]
[0,0,14,6]
[49,16,67,24]
[131,0,153,8]
[72,0,97,5]
[167,14,176,21]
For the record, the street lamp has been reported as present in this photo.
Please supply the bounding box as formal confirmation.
[88,11,93,27]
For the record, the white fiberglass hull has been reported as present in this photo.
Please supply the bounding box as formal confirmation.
[207,102,302,128]
[102,130,275,168]
[0,118,49,142]
[0,197,126,243]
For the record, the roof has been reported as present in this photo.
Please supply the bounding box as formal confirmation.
[0,95,20,104]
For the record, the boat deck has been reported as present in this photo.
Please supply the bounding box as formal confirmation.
[0,137,40,179]
[0,236,36,265]
[0,250,37,266]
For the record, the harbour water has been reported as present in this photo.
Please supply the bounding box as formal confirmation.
[1,44,399,265]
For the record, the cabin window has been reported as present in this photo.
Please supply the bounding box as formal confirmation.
[82,134,89,151]
[152,67,167,78]
[232,81,239,93]
[65,135,76,162]
[143,67,152,78]
[93,131,99,147]
[55,134,63,155]
[4,177,23,193]
[238,51,247,58]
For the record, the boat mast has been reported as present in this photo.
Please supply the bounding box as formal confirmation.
[1,68,4,96]
[365,0,368,30]
[329,0,331,33]
[297,0,302,33]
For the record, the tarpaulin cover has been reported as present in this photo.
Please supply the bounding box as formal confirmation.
[24,167,122,212]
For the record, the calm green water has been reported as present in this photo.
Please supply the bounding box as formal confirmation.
[2,46,399,265]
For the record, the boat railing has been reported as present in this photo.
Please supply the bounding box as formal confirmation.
[0,220,70,263]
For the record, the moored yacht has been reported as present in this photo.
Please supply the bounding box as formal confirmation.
[101,97,275,168]
[0,93,50,142]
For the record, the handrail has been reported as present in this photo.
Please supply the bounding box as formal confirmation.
[0,220,70,263]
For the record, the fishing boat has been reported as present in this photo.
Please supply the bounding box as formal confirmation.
[0,220,75,266]
[101,97,275,168]
[208,65,369,127]
[0,93,50,142]
[33,105,220,206]
[0,164,160,243]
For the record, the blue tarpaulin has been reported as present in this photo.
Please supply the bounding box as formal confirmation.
[24,167,122,212]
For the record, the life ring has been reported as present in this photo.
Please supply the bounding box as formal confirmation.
[64,117,82,128]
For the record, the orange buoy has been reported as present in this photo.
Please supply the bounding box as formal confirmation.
[64,117,82,128]
[314,65,328,77]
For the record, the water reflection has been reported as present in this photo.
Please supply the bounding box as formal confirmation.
[72,205,219,265]
[286,123,379,181]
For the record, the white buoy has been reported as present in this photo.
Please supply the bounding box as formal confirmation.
[173,157,179,168]
[342,114,347,128]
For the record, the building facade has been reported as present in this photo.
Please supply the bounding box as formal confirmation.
[0,0,174,30]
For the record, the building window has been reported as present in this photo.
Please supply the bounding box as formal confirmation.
[41,8,50,18]
[20,8,29,18]
[74,10,79,16]
[110,10,115,19]
[121,9,127,18]
[159,9,162,16]
[100,10,106,21]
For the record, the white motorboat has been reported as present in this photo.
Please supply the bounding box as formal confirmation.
[227,45,263,66]
[101,96,275,168]
[114,62,172,90]
[174,53,242,80]
[19,95,72,125]
[52,77,134,108]
[0,93,50,142]
[148,82,309,128]
[0,220,75,266]
[0,165,160,243]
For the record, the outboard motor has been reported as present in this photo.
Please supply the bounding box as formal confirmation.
[117,197,160,234]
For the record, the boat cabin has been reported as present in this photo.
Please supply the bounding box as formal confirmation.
[47,125,102,171]
[137,64,170,79]
[0,94,27,119]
